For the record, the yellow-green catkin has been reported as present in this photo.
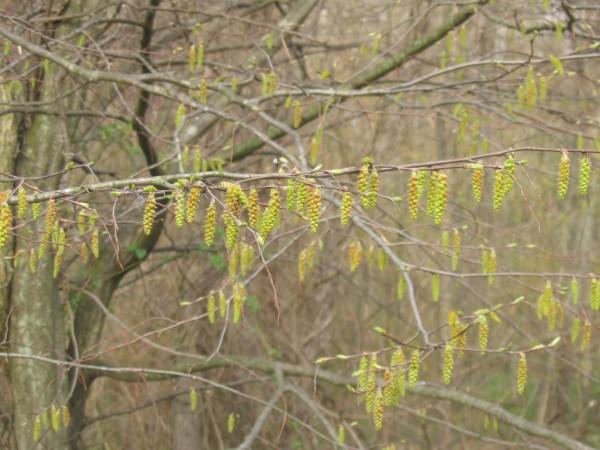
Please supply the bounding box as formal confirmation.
[175,189,186,227]
[373,388,384,431]
[408,349,420,388]
[53,227,66,278]
[493,170,505,211]
[358,355,369,391]
[143,188,156,235]
[391,347,406,400]
[580,319,591,351]
[383,369,394,406]
[51,404,61,432]
[232,282,246,324]
[579,155,591,195]
[432,273,440,303]
[40,409,49,429]
[525,66,537,109]
[571,318,581,344]
[471,163,484,202]
[591,278,600,311]
[32,202,41,220]
[29,248,37,273]
[308,187,321,232]
[365,355,377,412]
[0,202,12,249]
[175,103,186,129]
[366,169,379,209]
[286,178,297,212]
[357,160,370,207]
[347,240,363,272]
[298,248,307,282]
[478,315,489,351]
[197,41,204,69]
[408,171,421,219]
[487,248,496,285]
[33,416,41,442]
[293,100,302,128]
[557,152,570,199]
[337,424,345,444]
[247,187,259,229]
[199,79,208,104]
[340,191,352,225]
[224,212,239,250]
[219,290,226,318]
[186,187,201,223]
[204,201,217,247]
[62,405,70,428]
[227,413,236,433]
[17,187,27,219]
[45,198,56,235]
[451,228,461,271]
[442,344,454,384]
[571,277,579,305]
[434,173,448,225]
[207,293,216,324]
[516,353,527,395]
[240,242,254,277]
[91,229,100,259]
[397,275,407,300]
[190,387,198,412]
[259,189,280,239]
[426,171,439,217]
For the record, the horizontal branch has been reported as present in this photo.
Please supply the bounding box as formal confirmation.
[2,146,596,204]
[0,351,592,450]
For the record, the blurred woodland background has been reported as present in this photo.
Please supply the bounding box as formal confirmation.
[1,0,600,449]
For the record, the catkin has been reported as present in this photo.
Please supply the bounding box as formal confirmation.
[434,173,448,225]
[432,273,440,303]
[17,187,27,219]
[471,163,484,202]
[286,179,297,212]
[293,100,302,128]
[580,319,591,351]
[426,172,438,217]
[383,369,394,406]
[366,169,379,209]
[408,171,420,219]
[232,282,246,324]
[175,189,186,227]
[347,240,363,272]
[478,315,489,351]
[358,355,369,391]
[247,187,259,229]
[557,152,570,199]
[219,291,226,319]
[408,350,420,388]
[204,201,217,247]
[373,388,384,431]
[442,345,454,384]
[190,387,198,412]
[579,155,591,195]
[207,294,216,324]
[143,188,157,235]
[397,275,407,300]
[571,277,579,305]
[493,170,505,211]
[516,353,527,395]
[340,191,353,225]
[186,187,201,223]
[62,406,70,428]
[0,203,12,249]
[308,187,321,232]
[91,229,100,258]
[390,347,405,400]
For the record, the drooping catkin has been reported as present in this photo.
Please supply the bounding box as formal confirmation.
[579,155,591,195]
[408,171,420,219]
[51,404,61,432]
[571,277,579,305]
[232,282,246,324]
[366,169,379,209]
[397,275,407,300]
[477,315,489,351]
[247,187,259,229]
[390,347,405,400]
[219,291,226,319]
[373,388,384,431]
[286,179,297,212]
[227,413,236,433]
[53,227,66,278]
[365,354,377,412]
[143,188,157,235]
[17,187,27,219]
[91,229,100,259]
[32,202,41,220]
[0,202,12,250]
[224,212,239,250]
[293,100,302,128]
[204,201,217,247]
[190,387,198,412]
[298,248,307,282]
[471,163,484,202]
[493,169,505,211]
[434,173,448,225]
[557,152,570,199]
[186,187,201,223]
[442,345,454,384]
[33,416,41,442]
[307,187,321,232]
[451,228,461,271]
[383,369,394,406]
[45,198,56,237]
[516,353,527,395]
[580,319,591,351]
[358,355,369,391]
[207,293,216,324]
[29,248,37,273]
[310,127,323,166]
[240,242,254,277]
[426,171,439,217]
[408,349,420,388]
[591,278,600,311]
[487,248,496,285]
[340,191,353,225]
[347,240,363,272]
[175,189,186,227]
[62,405,70,428]
[199,79,208,104]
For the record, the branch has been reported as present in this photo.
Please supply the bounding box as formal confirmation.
[0,351,593,450]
